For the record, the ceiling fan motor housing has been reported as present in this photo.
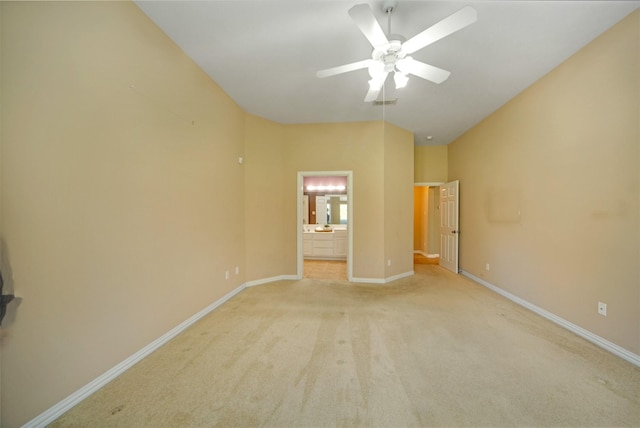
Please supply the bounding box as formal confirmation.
[370,37,407,76]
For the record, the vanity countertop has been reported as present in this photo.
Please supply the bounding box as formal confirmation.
[303,228,347,234]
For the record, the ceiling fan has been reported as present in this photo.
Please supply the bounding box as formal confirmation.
[317,2,477,102]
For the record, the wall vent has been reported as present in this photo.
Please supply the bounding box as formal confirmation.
[373,98,397,106]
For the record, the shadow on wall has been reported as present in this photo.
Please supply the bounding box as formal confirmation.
[1,239,22,345]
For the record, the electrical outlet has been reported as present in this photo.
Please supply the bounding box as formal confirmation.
[485,263,490,271]
[598,302,607,316]
[235,266,239,275]
[225,271,230,280]
[387,259,391,267]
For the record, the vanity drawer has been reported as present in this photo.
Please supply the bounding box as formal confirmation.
[314,239,334,248]
[314,247,334,257]
[313,233,333,240]
[303,240,313,256]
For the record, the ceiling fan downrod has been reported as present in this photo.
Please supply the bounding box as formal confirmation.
[383,0,397,36]
[380,1,408,89]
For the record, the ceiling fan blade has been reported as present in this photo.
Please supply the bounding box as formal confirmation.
[348,4,389,48]
[364,72,389,102]
[316,59,372,78]
[397,57,450,84]
[402,6,477,54]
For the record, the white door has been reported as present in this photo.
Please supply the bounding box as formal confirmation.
[302,195,309,226]
[439,180,459,273]
[316,196,327,225]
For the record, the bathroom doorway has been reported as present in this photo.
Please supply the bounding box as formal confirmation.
[414,184,442,265]
[297,171,353,281]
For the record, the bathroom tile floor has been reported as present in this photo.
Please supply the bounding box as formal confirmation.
[303,260,347,280]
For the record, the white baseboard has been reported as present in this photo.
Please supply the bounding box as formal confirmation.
[351,277,385,284]
[352,270,414,284]
[245,275,298,287]
[460,270,640,367]
[385,270,414,283]
[23,283,247,428]
[413,251,439,258]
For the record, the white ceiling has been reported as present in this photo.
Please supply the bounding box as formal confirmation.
[134,1,639,146]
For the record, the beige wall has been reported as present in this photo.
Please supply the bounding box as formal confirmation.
[244,115,287,281]
[384,123,414,277]
[414,145,447,183]
[449,10,640,354]
[0,3,3,421]
[1,2,246,426]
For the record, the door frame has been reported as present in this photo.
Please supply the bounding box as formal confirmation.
[297,171,353,281]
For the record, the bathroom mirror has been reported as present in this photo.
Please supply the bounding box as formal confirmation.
[326,194,348,225]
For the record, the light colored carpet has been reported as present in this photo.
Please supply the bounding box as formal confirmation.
[52,265,640,427]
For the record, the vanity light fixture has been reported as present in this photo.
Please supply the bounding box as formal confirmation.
[306,185,346,192]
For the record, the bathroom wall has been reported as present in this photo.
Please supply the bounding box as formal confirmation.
[413,186,426,252]
[427,187,441,255]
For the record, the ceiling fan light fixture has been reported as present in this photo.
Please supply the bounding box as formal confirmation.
[368,61,385,79]
[394,71,408,89]
[368,77,384,89]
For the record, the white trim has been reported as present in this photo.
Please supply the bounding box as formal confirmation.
[414,182,445,187]
[22,283,247,428]
[351,270,414,284]
[413,250,440,258]
[245,275,298,287]
[351,277,386,284]
[385,271,414,283]
[460,270,640,367]
[297,171,353,282]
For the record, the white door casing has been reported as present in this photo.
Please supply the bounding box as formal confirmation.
[297,171,353,281]
[439,180,459,273]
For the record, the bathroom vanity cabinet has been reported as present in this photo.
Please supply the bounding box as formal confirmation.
[303,229,347,259]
